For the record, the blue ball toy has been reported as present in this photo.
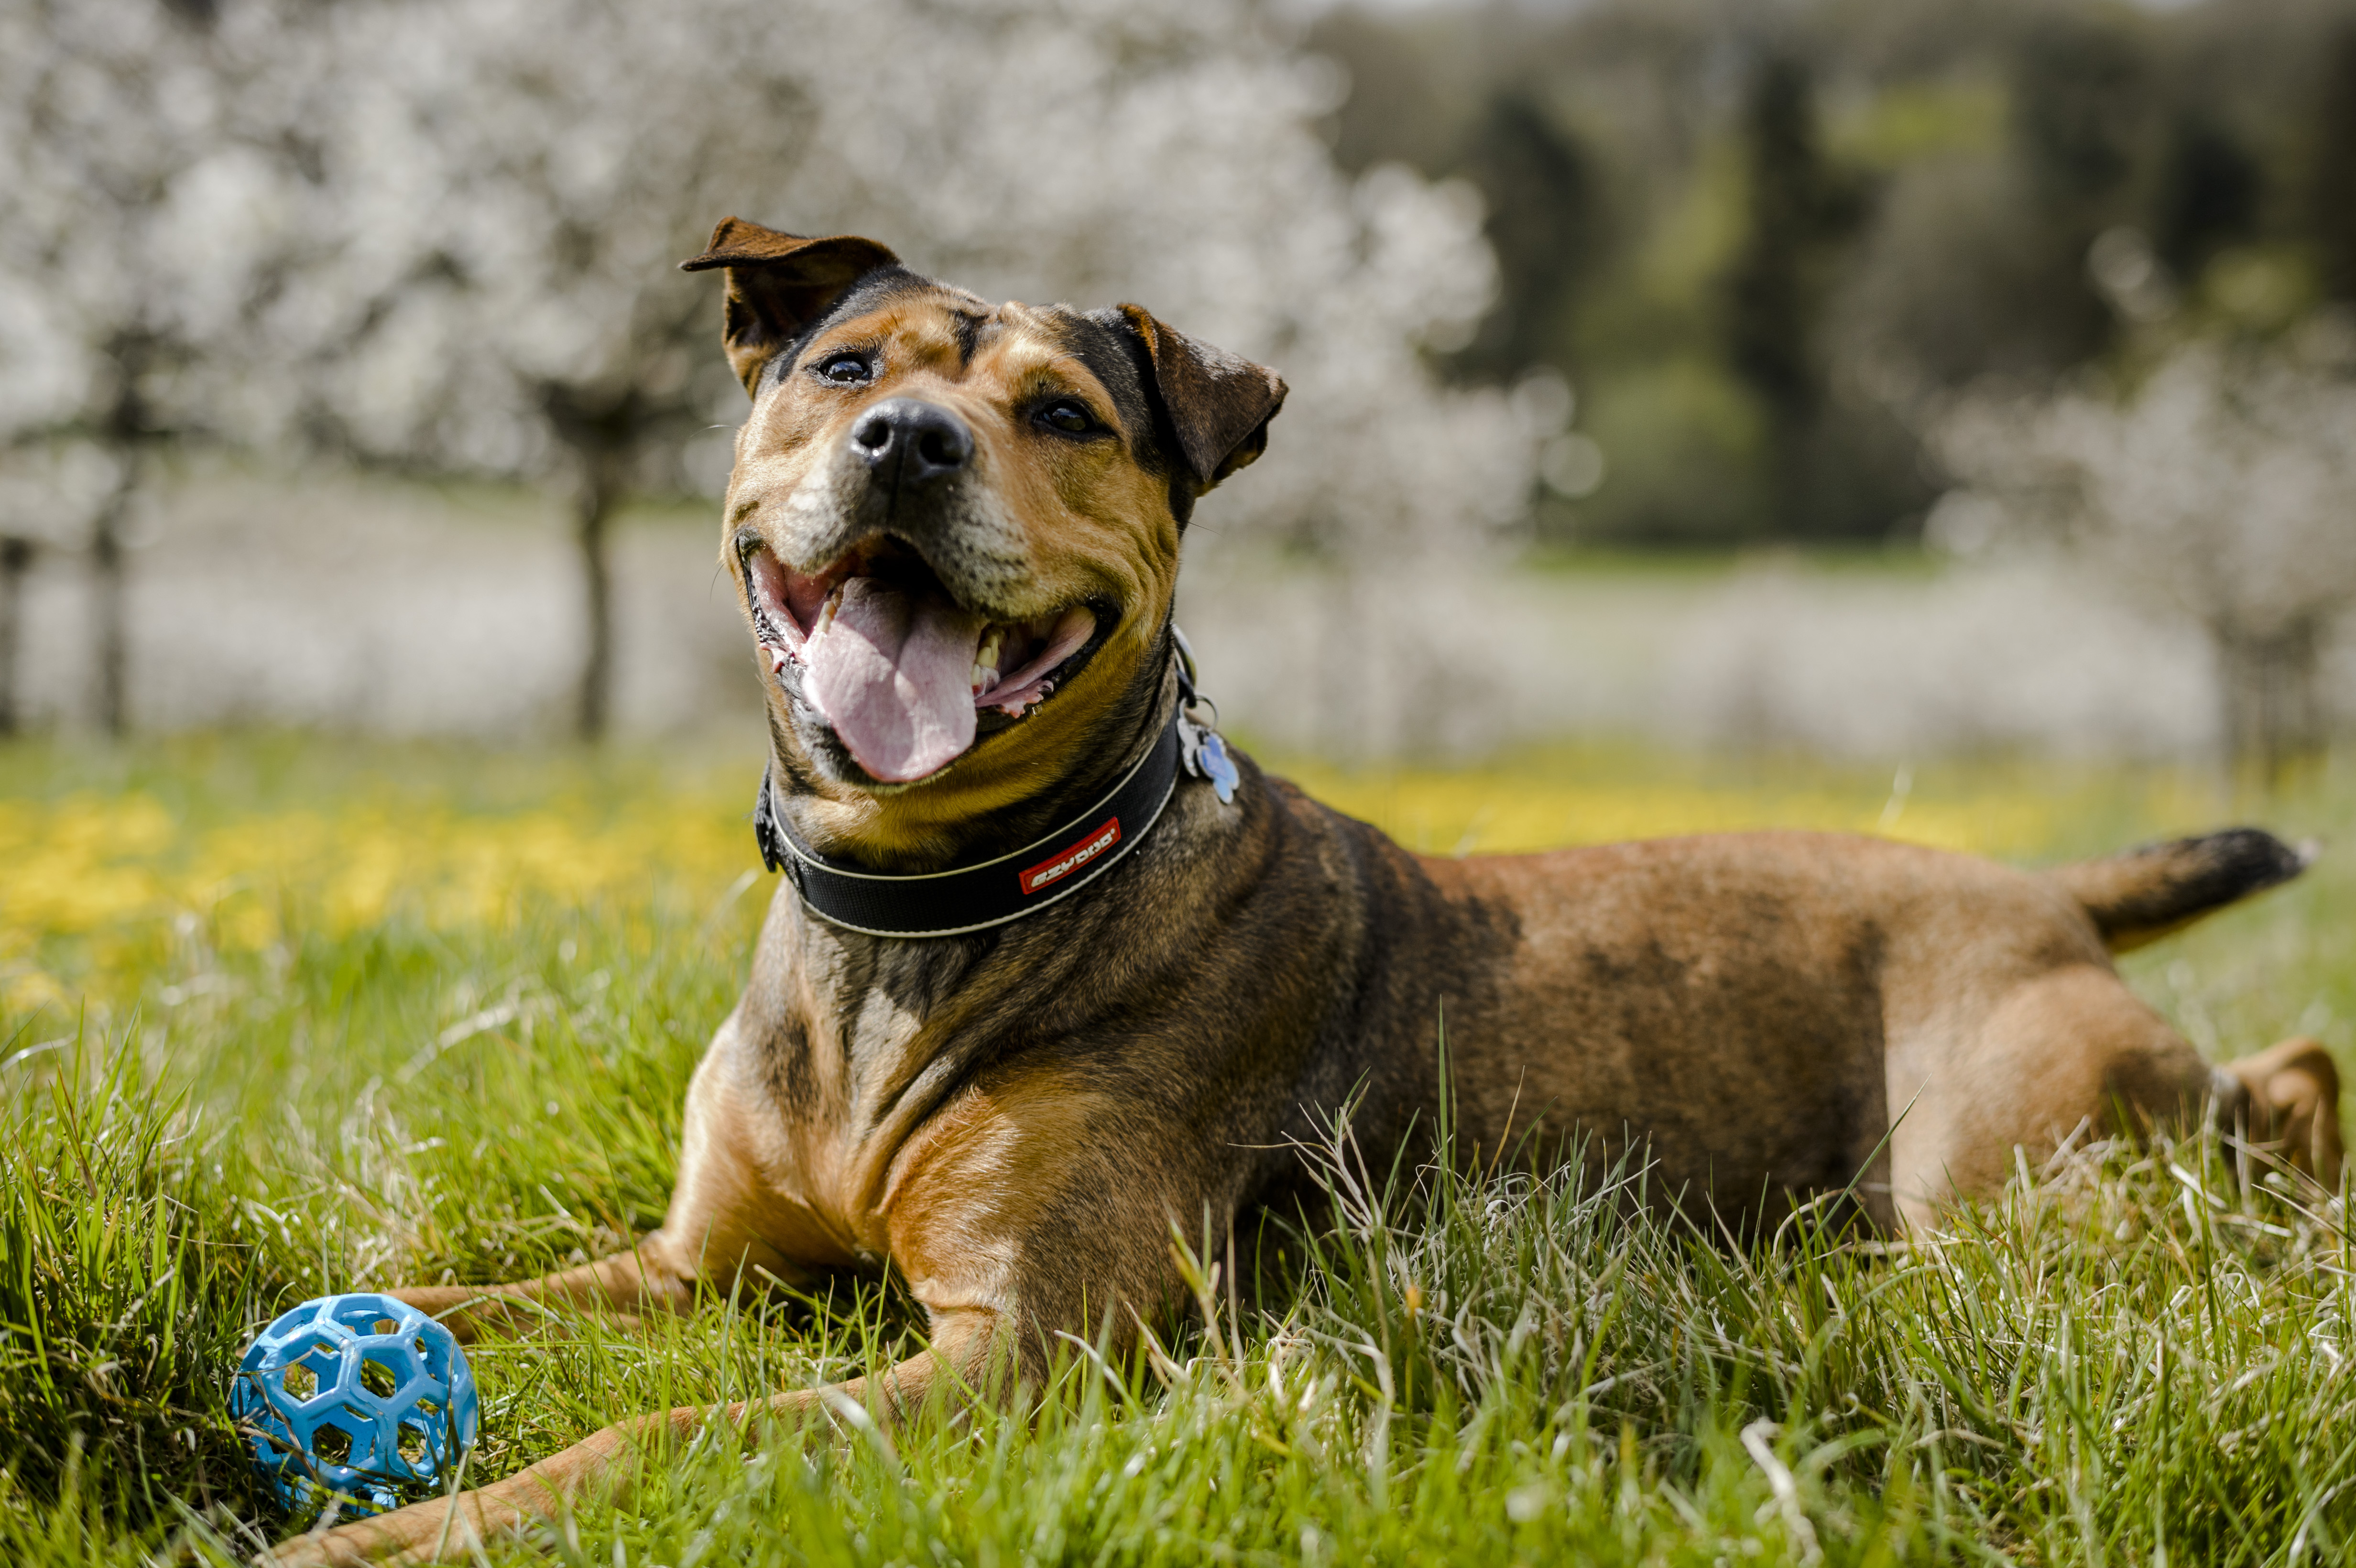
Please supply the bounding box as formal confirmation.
[231,1293,479,1514]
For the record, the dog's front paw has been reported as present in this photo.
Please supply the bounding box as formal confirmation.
[374,1284,516,1344]
[255,1497,478,1568]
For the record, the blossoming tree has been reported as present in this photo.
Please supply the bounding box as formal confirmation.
[1937,334,2356,777]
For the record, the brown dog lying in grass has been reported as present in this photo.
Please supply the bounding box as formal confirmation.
[266,219,2345,1564]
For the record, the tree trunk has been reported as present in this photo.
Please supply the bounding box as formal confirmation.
[0,536,31,734]
[2217,620,2324,788]
[573,466,621,741]
[544,381,642,743]
[91,452,138,737]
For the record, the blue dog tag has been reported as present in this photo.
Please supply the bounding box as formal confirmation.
[1178,714,1238,805]
[1172,628,1238,806]
[1198,730,1239,805]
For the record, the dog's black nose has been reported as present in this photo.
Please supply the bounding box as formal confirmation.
[851,398,972,489]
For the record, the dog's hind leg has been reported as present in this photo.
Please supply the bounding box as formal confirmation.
[1886,962,2231,1227]
[2218,1035,2345,1190]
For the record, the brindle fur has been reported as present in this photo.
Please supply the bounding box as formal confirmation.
[266,222,2345,1565]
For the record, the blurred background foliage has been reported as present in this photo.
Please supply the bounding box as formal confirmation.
[2,0,2355,771]
[1314,0,2356,549]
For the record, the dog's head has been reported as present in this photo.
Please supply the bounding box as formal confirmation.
[685,218,1284,859]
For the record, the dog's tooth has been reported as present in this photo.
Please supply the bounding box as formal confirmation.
[976,630,1001,671]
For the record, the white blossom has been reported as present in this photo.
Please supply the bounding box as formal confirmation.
[0,0,1536,740]
[1932,330,2356,769]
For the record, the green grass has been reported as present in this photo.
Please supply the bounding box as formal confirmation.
[5,735,2356,1566]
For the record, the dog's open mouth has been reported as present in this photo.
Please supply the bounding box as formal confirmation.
[742,536,1096,784]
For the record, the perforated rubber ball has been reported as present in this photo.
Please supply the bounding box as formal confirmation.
[231,1292,479,1514]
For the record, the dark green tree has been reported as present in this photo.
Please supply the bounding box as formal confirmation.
[2316,26,2356,302]
[1724,54,1860,537]
[1452,89,1599,383]
[2153,111,2262,279]
[2005,16,2149,363]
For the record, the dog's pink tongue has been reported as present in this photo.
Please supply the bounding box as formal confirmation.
[803,577,986,783]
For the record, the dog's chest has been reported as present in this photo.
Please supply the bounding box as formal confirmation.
[750,923,1010,1216]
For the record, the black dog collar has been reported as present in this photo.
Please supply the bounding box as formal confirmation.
[754,713,1185,939]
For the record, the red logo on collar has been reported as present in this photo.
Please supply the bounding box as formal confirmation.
[1017,816,1121,895]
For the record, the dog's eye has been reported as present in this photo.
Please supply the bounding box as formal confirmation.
[815,353,870,385]
[1037,399,1096,435]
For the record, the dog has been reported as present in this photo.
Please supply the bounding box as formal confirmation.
[267,218,2345,1564]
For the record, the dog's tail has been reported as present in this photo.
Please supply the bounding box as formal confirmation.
[2049,828,2314,952]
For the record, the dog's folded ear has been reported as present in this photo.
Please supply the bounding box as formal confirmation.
[1115,305,1288,494]
[682,218,902,395]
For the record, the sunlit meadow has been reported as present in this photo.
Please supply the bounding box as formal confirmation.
[6,734,2356,1566]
